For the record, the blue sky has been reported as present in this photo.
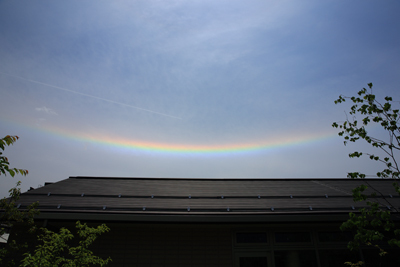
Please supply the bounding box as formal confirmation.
[1,0,400,197]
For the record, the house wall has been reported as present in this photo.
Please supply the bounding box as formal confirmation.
[6,220,400,267]
[90,222,234,267]
[46,221,355,267]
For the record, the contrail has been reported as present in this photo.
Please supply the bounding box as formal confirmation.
[0,72,182,120]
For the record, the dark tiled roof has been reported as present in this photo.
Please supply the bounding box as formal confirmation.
[16,177,400,222]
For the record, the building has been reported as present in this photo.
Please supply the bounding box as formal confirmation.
[8,177,400,266]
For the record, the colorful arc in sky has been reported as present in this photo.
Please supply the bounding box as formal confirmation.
[96,134,331,156]
[43,126,335,157]
[3,119,336,156]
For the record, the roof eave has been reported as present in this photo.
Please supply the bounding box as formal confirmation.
[34,211,353,223]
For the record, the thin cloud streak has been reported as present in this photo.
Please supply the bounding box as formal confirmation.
[0,72,182,120]
[35,106,58,115]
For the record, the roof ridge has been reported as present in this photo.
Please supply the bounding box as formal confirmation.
[69,176,393,181]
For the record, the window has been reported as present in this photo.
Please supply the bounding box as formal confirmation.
[235,252,272,267]
[274,250,317,267]
[237,232,268,244]
[318,231,352,243]
[274,232,311,243]
[240,257,269,267]
[318,250,360,267]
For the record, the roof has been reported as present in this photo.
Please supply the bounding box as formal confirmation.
[15,177,400,223]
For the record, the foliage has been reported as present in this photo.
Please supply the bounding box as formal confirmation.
[1,135,111,266]
[344,261,364,267]
[0,135,28,177]
[0,182,39,266]
[0,135,38,266]
[332,83,400,260]
[20,221,111,267]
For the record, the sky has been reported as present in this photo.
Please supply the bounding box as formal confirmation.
[1,0,400,197]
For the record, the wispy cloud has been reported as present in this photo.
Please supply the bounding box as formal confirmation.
[0,72,182,120]
[35,106,58,115]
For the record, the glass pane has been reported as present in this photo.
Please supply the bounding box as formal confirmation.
[319,250,360,267]
[237,232,268,243]
[274,250,317,267]
[240,257,268,267]
[318,231,353,243]
[275,232,311,243]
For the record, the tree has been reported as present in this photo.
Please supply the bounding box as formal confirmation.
[332,83,400,262]
[1,135,111,266]
[20,221,111,267]
[0,135,28,177]
[0,135,38,266]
